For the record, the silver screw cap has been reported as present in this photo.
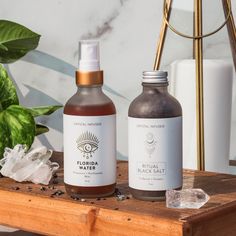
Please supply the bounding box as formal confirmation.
[142,71,168,83]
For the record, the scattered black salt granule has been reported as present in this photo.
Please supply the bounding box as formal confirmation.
[114,188,126,201]
[90,201,94,204]
[127,218,131,221]
[71,196,80,201]
[118,174,122,177]
[115,188,121,195]
[126,196,130,200]
[12,186,20,190]
[50,190,65,197]
[51,173,58,184]
[53,173,58,178]
[55,190,65,196]
[114,207,119,210]
[52,179,58,184]
[40,186,46,191]
[96,198,101,201]
[70,196,87,202]
[48,186,55,190]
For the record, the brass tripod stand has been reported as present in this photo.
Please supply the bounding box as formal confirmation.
[154,0,236,171]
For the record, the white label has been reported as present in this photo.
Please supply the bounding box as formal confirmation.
[63,114,116,187]
[128,116,182,191]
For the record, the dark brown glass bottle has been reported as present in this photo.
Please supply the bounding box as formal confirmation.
[128,71,182,201]
[63,41,116,198]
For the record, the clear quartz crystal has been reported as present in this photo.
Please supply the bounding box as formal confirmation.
[0,144,59,185]
[166,189,210,209]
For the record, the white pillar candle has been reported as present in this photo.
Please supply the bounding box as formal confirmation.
[170,59,234,174]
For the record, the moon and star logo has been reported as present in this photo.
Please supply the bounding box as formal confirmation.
[145,132,157,157]
[76,131,99,159]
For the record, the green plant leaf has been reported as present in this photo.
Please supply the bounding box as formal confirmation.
[0,20,40,63]
[35,124,49,136]
[0,44,8,51]
[0,64,19,110]
[2,105,35,151]
[0,105,35,157]
[0,113,11,158]
[26,105,62,117]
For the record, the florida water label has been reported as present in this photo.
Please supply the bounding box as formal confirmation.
[128,116,182,191]
[64,114,116,186]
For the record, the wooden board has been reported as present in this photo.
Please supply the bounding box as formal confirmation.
[0,152,236,236]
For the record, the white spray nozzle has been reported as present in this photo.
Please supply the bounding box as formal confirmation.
[78,41,100,72]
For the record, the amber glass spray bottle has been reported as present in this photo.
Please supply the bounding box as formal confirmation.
[64,41,116,198]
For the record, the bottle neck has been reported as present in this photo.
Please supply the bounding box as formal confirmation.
[77,84,103,94]
[142,83,168,93]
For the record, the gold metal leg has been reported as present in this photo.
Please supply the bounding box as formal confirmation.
[154,0,234,171]
[194,0,205,170]
[153,0,172,70]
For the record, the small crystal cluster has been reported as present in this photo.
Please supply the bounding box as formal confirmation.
[0,144,59,185]
[166,188,210,209]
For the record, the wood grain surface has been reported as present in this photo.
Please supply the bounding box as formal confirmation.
[0,152,235,236]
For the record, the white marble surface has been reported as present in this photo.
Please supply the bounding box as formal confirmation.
[0,0,235,163]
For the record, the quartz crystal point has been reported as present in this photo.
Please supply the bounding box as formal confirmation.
[166,188,210,209]
[0,144,59,185]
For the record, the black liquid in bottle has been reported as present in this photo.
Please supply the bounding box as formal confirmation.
[128,71,182,201]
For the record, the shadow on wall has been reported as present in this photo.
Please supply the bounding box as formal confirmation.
[22,50,127,99]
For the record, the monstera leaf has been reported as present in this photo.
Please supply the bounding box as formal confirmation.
[0,20,40,63]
